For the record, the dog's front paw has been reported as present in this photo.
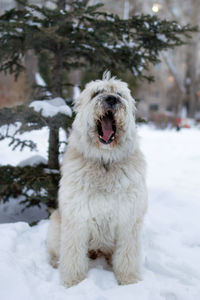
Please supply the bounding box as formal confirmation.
[60,272,86,288]
[115,272,141,285]
[49,253,59,268]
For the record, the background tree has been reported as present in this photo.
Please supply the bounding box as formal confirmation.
[0,0,197,212]
[143,0,200,118]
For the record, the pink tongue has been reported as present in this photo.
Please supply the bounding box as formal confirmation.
[101,117,114,143]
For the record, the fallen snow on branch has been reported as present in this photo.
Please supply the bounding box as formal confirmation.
[18,154,47,167]
[156,33,168,42]
[30,97,72,118]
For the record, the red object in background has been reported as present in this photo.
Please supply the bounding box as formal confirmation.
[175,118,181,126]
[175,117,191,128]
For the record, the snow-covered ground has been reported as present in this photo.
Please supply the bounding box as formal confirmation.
[0,126,200,300]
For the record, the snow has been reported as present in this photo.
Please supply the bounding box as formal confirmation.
[88,28,94,33]
[0,125,66,166]
[0,197,48,224]
[30,97,72,118]
[0,126,200,299]
[0,126,49,166]
[60,9,65,15]
[132,66,139,76]
[103,43,114,49]
[18,154,47,167]
[35,72,46,87]
[156,34,168,43]
[73,85,81,100]
[106,16,115,22]
[81,44,95,51]
[138,65,143,72]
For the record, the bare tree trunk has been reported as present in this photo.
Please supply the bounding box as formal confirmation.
[187,0,199,118]
[185,0,199,118]
[47,0,67,170]
[57,0,66,10]
[16,2,24,10]
[164,0,199,118]
[48,47,63,169]
[48,126,59,169]
[52,49,63,99]
[48,0,66,170]
[186,49,197,118]
[162,52,185,116]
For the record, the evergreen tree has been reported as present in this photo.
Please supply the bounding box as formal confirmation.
[0,0,197,211]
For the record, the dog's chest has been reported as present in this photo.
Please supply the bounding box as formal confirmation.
[84,163,133,251]
[61,153,145,252]
[87,203,116,252]
[83,162,131,194]
[87,193,118,252]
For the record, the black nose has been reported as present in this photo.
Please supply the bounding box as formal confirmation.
[105,95,118,107]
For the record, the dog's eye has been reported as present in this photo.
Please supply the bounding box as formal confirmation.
[117,92,122,97]
[92,90,103,99]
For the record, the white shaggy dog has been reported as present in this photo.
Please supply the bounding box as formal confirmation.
[46,72,147,287]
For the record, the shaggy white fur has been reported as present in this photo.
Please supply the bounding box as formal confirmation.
[46,71,148,287]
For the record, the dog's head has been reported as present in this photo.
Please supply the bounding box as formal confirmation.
[70,71,138,162]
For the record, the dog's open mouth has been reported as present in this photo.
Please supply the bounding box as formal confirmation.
[97,111,116,144]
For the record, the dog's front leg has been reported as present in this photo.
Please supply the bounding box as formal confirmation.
[112,219,143,285]
[59,217,89,287]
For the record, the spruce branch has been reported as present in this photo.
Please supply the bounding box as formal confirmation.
[0,131,37,151]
